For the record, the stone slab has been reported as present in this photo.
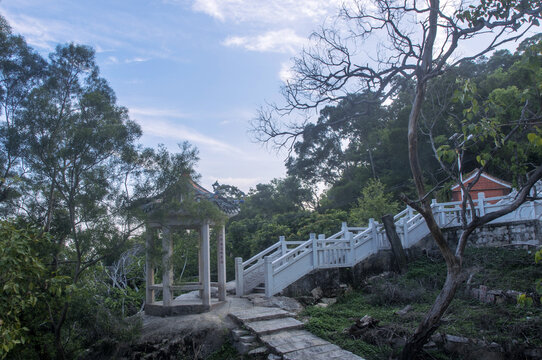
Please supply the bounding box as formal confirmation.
[245,317,304,335]
[144,300,222,317]
[281,343,341,359]
[260,329,328,353]
[229,306,292,323]
[283,344,365,360]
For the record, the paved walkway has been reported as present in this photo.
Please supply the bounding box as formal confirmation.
[229,306,364,360]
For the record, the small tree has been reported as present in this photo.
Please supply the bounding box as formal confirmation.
[253,0,542,358]
[349,178,399,225]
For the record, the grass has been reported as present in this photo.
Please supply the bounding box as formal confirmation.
[301,247,542,360]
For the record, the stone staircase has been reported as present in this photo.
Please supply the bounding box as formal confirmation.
[229,306,364,359]
[236,194,542,298]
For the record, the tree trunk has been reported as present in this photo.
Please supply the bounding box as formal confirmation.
[381,214,408,273]
[400,264,463,359]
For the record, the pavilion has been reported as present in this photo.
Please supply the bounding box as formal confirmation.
[142,177,239,316]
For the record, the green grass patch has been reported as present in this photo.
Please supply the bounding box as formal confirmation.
[302,247,542,359]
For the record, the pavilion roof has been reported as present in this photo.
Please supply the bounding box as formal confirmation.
[140,177,240,217]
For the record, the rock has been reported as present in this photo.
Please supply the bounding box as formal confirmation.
[394,304,412,316]
[240,335,257,343]
[524,347,542,358]
[443,334,470,354]
[320,297,337,305]
[315,302,328,308]
[311,286,323,300]
[248,346,269,355]
[356,315,379,329]
[231,328,249,341]
[234,341,255,354]
[348,315,379,337]
[296,295,317,306]
[423,341,437,350]
[431,333,444,344]
[249,295,304,314]
[268,353,282,360]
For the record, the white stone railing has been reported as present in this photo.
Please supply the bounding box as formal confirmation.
[235,193,542,297]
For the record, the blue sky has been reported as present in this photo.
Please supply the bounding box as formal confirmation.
[0,0,344,192]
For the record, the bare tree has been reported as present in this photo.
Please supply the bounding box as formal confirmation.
[253,0,542,358]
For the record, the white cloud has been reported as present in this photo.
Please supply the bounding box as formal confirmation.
[192,0,344,25]
[107,56,119,64]
[134,114,244,155]
[3,12,64,50]
[129,107,189,119]
[223,29,305,54]
[279,61,295,83]
[125,57,150,63]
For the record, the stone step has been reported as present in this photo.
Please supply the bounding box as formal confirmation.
[231,328,249,341]
[260,329,328,354]
[229,306,293,323]
[227,307,365,360]
[253,286,266,293]
[283,343,365,360]
[245,317,304,336]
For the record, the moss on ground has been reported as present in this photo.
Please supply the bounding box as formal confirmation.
[301,247,542,360]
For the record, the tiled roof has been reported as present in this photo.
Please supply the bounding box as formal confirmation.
[141,177,240,217]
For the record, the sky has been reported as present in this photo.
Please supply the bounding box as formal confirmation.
[0,0,345,192]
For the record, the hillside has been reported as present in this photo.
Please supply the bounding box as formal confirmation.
[302,247,542,359]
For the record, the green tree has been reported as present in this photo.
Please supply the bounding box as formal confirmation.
[13,43,142,359]
[0,15,46,205]
[348,179,399,226]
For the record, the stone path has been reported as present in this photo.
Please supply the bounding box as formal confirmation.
[229,306,364,359]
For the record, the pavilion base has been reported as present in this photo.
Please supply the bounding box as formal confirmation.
[145,299,223,317]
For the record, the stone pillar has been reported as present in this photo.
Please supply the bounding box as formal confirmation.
[145,228,155,304]
[217,224,227,301]
[201,221,211,307]
[198,246,204,299]
[235,257,244,296]
[264,256,273,298]
[162,226,173,306]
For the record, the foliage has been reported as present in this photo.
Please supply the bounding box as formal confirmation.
[348,179,400,226]
[0,221,46,358]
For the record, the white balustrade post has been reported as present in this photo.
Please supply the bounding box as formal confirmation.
[318,234,325,265]
[145,228,155,305]
[342,221,348,233]
[264,256,273,298]
[217,225,227,301]
[403,217,409,247]
[201,221,211,308]
[161,226,173,307]
[369,218,377,254]
[478,192,485,217]
[345,231,354,265]
[235,257,244,296]
[431,199,438,225]
[280,235,287,255]
[311,233,318,269]
[407,206,413,219]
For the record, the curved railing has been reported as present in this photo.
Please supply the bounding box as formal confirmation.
[235,194,542,297]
